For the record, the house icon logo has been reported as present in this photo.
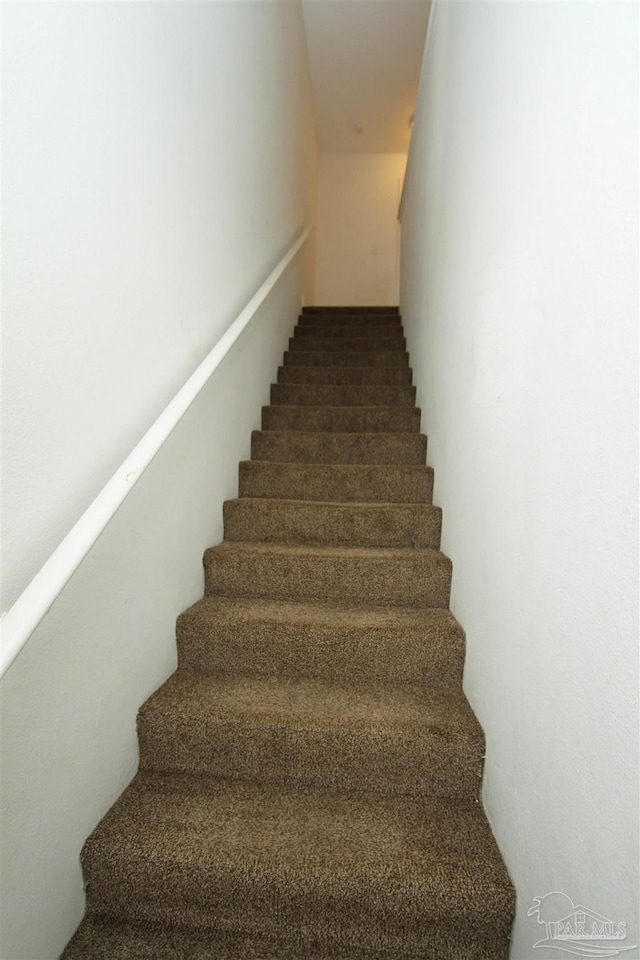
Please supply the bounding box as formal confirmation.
[528,892,636,957]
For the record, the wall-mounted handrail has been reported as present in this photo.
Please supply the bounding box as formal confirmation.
[0,226,311,680]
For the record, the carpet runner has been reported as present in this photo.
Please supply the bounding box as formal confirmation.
[63,306,514,960]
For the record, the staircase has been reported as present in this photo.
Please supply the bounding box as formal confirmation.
[63,307,514,960]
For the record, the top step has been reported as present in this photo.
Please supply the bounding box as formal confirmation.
[299,314,401,328]
[302,306,399,315]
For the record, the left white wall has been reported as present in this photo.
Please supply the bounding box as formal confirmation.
[0,4,317,958]
[0,264,308,960]
[1,0,317,612]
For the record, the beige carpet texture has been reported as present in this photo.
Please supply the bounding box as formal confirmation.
[62,307,514,959]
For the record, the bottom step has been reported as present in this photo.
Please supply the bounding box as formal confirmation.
[76,774,514,960]
[62,918,420,960]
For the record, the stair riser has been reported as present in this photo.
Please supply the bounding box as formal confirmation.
[289,338,406,353]
[298,317,402,330]
[64,920,393,960]
[177,607,464,687]
[283,351,409,368]
[239,462,434,503]
[261,406,421,434]
[204,549,451,608]
[277,366,413,385]
[138,712,481,800]
[270,383,417,406]
[294,326,405,339]
[224,500,441,549]
[251,431,427,465]
[64,917,512,960]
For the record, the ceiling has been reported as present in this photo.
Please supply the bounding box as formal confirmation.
[301,0,431,154]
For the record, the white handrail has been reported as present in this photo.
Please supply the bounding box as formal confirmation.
[0,226,311,679]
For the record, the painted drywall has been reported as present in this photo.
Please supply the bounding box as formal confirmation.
[302,0,430,153]
[0,253,308,960]
[1,0,317,613]
[0,3,317,957]
[400,2,639,958]
[315,153,406,305]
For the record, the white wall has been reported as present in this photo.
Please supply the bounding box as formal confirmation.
[400,3,638,958]
[1,0,317,613]
[315,153,405,305]
[0,4,317,958]
[0,259,306,960]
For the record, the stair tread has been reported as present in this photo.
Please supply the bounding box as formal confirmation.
[138,673,483,796]
[271,384,416,405]
[205,540,446,561]
[228,495,438,510]
[243,459,431,471]
[289,338,407,351]
[303,305,399,313]
[263,404,418,412]
[283,350,409,366]
[204,541,451,607]
[142,671,481,734]
[299,317,402,326]
[277,365,413,385]
[251,430,427,466]
[223,497,441,548]
[299,314,402,322]
[261,406,421,435]
[252,428,426,439]
[290,345,407,353]
[293,327,405,338]
[179,594,461,633]
[204,541,451,609]
[239,461,433,503]
[81,774,513,929]
[63,918,389,960]
[177,596,464,688]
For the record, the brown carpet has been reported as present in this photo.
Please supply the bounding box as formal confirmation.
[62,307,514,959]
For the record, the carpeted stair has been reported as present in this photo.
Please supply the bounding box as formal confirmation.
[63,306,514,960]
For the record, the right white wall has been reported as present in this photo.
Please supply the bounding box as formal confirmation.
[400,3,638,957]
